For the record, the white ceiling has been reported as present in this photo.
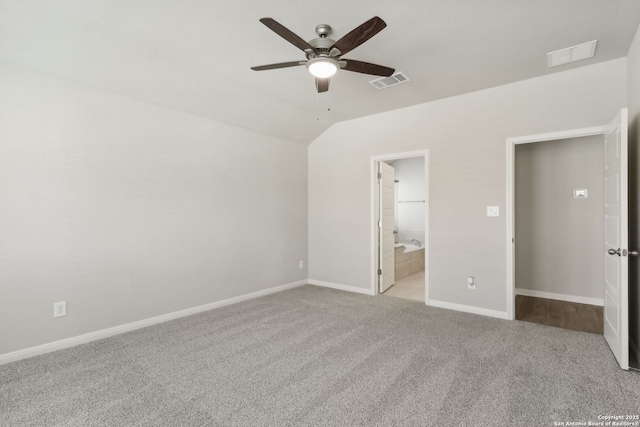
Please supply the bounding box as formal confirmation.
[1,0,639,144]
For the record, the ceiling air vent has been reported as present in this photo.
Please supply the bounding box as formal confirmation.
[369,72,410,89]
[547,40,597,68]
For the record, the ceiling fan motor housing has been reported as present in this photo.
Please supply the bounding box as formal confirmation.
[308,36,338,59]
[306,25,342,77]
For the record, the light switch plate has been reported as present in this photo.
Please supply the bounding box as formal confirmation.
[487,206,500,217]
[573,189,588,198]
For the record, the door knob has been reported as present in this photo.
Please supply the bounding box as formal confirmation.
[630,250,640,256]
[608,248,621,256]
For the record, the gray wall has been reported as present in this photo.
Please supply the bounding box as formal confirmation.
[309,58,626,314]
[515,136,604,300]
[627,23,640,363]
[0,62,308,356]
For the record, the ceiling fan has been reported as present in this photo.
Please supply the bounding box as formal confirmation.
[250,16,395,93]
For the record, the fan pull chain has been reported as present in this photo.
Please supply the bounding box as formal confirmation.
[315,86,331,122]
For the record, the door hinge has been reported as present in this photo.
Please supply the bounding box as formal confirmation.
[377,172,382,179]
[378,269,382,276]
[378,220,382,228]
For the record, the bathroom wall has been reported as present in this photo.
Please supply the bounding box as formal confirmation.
[390,157,425,245]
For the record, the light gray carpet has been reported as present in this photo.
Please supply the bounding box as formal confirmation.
[2,285,640,426]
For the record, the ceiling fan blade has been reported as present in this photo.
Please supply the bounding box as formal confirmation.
[341,59,395,77]
[259,18,316,53]
[316,77,329,93]
[251,61,305,71]
[331,16,387,56]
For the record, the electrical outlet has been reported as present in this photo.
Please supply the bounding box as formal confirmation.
[299,260,304,269]
[467,276,476,290]
[53,301,66,318]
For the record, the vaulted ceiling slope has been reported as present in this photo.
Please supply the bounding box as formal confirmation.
[1,1,639,144]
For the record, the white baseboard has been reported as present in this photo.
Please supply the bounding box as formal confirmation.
[515,288,603,306]
[308,279,375,296]
[0,280,307,366]
[427,299,511,320]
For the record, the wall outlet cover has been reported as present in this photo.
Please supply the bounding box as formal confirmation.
[53,301,67,318]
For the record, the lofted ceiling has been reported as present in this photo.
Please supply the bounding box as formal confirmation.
[1,0,639,144]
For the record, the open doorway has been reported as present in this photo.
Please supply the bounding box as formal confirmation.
[513,135,604,334]
[506,109,631,370]
[371,150,429,303]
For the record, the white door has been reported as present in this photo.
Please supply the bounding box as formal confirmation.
[603,108,629,370]
[379,162,395,293]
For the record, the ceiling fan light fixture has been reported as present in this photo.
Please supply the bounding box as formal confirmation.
[306,57,338,78]
[252,17,393,93]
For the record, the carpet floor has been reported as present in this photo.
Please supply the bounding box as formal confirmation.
[2,285,640,426]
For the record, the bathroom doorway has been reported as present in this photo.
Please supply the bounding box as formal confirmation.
[371,150,429,303]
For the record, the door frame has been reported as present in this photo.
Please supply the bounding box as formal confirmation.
[505,126,606,320]
[370,150,430,299]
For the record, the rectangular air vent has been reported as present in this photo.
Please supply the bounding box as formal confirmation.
[547,40,597,68]
[369,72,410,89]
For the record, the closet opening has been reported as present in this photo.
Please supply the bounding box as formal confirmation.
[514,134,605,335]
[506,109,631,370]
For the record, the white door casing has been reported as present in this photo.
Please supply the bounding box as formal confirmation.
[379,162,395,293]
[603,108,629,370]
